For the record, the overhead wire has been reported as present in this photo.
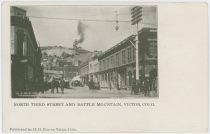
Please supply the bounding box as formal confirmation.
[12,15,157,26]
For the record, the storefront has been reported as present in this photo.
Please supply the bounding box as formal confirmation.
[98,27,157,91]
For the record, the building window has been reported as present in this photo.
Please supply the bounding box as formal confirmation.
[122,50,125,65]
[17,31,24,57]
[104,59,106,70]
[130,47,132,62]
[23,36,27,56]
[127,47,132,63]
[106,58,107,70]
[100,61,102,71]
[121,51,123,65]
[111,56,113,68]
[107,58,109,69]
[127,48,130,63]
[11,27,15,55]
[116,53,119,66]
[90,64,92,72]
[133,46,136,61]
[129,47,131,63]
[130,47,133,62]
[123,50,125,64]
[103,60,105,70]
[113,55,115,67]
[119,52,122,66]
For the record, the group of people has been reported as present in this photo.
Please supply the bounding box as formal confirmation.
[50,77,65,94]
[88,78,100,90]
[131,76,158,96]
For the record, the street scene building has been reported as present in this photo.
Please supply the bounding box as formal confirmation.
[11,7,43,97]
[10,6,158,98]
[41,46,93,86]
[89,53,101,84]
[98,27,157,90]
[79,61,89,86]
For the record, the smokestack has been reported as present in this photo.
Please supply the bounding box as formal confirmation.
[74,21,88,47]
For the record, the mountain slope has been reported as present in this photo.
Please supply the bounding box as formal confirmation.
[41,46,90,57]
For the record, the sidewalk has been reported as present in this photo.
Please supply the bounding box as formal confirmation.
[15,86,158,98]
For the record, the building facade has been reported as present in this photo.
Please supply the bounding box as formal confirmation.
[97,6,157,90]
[89,56,100,83]
[11,7,43,97]
[42,55,78,82]
[79,61,89,86]
[63,65,78,82]
[98,27,157,90]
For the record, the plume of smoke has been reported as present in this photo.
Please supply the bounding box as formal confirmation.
[74,21,88,47]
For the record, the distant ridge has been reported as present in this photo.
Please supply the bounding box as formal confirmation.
[40,45,91,57]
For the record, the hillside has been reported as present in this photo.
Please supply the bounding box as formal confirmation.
[41,46,90,57]
[40,45,94,68]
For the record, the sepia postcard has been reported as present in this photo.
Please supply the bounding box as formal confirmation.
[2,1,209,133]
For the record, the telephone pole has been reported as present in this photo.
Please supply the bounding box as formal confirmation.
[131,6,143,82]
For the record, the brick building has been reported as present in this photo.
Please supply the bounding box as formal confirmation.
[11,7,43,97]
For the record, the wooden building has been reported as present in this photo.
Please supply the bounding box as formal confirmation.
[98,27,157,90]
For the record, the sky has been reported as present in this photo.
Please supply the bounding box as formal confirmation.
[18,6,157,52]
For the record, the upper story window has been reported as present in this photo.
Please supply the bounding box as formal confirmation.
[90,64,92,72]
[122,50,125,65]
[130,47,133,62]
[103,60,105,70]
[107,58,109,69]
[116,53,119,66]
[127,48,129,63]
[133,46,136,61]
[110,56,113,68]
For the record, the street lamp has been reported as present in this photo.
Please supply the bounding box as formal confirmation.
[131,6,143,81]
[115,11,119,31]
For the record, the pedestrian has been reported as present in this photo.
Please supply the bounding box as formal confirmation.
[134,81,140,95]
[109,81,112,90]
[152,77,158,96]
[131,80,136,95]
[60,78,65,94]
[88,78,94,90]
[51,77,55,93]
[55,79,59,93]
[142,78,150,96]
[149,68,157,91]
[116,82,120,90]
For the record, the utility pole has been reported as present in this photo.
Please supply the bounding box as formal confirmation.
[131,6,143,82]
[135,23,139,81]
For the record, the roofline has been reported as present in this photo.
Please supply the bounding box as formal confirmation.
[98,35,135,59]
[11,6,26,13]
[98,27,157,60]
[79,61,89,68]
